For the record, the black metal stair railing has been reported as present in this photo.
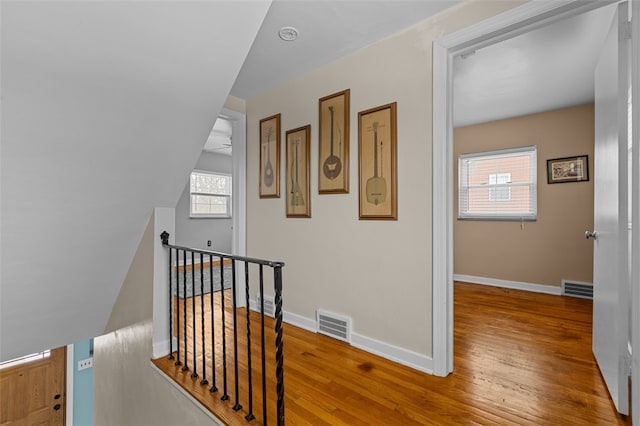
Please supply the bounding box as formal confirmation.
[160,231,285,426]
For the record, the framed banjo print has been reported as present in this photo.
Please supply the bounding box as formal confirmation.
[259,114,281,198]
[358,102,397,220]
[285,125,311,218]
[318,89,350,194]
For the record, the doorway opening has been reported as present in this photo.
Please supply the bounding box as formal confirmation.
[433,2,637,420]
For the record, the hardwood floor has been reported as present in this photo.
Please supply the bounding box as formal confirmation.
[152,282,631,425]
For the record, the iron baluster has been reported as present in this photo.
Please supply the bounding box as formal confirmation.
[175,249,182,366]
[220,256,229,401]
[168,247,174,360]
[274,264,285,426]
[231,259,242,412]
[209,255,218,393]
[244,261,255,422]
[259,264,267,426]
[200,253,208,385]
[191,252,198,379]
[182,250,189,372]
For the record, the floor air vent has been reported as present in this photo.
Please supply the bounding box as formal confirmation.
[561,280,593,299]
[256,295,275,317]
[316,310,351,343]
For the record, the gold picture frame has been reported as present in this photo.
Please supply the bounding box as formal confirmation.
[286,125,311,218]
[259,114,281,198]
[358,102,397,220]
[318,89,350,194]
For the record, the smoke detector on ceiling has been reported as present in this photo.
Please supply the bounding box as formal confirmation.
[278,26,298,42]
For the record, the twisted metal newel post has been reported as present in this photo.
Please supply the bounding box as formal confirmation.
[273,263,285,426]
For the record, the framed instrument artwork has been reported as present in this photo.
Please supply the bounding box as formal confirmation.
[358,102,397,220]
[318,89,350,194]
[259,114,281,198]
[286,125,311,218]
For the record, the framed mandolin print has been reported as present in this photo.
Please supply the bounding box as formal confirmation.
[285,125,311,218]
[318,89,350,194]
[259,114,281,198]
[358,102,397,220]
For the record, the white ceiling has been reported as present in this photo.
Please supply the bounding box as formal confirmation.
[453,3,616,127]
[226,1,616,132]
[230,0,460,100]
[1,1,269,361]
[204,116,233,156]
[208,0,461,155]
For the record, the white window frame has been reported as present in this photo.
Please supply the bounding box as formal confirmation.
[189,170,232,219]
[488,172,512,201]
[458,146,537,221]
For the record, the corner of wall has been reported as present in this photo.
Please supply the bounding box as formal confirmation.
[103,214,155,334]
[152,207,176,358]
[224,96,246,114]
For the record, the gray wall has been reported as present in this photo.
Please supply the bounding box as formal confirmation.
[1,1,269,361]
[175,151,233,253]
[94,212,220,426]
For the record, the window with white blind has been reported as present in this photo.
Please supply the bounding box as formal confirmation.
[190,171,232,218]
[458,146,537,220]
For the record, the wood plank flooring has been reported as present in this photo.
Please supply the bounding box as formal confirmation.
[152,282,631,425]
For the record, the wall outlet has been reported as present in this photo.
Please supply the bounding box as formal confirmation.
[207,240,212,247]
[77,357,93,371]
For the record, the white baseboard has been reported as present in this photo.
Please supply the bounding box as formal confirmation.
[351,333,433,374]
[453,274,562,296]
[160,300,433,375]
[283,310,316,333]
[282,308,433,374]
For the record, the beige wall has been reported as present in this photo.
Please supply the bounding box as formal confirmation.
[454,104,595,287]
[246,1,522,359]
[95,213,219,425]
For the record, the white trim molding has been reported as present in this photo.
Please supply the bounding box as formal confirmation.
[226,107,248,308]
[453,274,562,296]
[351,333,433,374]
[432,0,622,379]
[283,310,316,333]
[631,2,640,423]
[282,309,432,373]
[66,344,74,426]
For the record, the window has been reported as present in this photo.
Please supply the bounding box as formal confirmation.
[190,171,232,218]
[0,350,50,370]
[458,146,537,220]
[488,173,511,201]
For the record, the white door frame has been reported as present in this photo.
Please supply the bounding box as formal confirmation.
[222,107,247,260]
[223,107,248,306]
[631,4,639,424]
[432,0,637,395]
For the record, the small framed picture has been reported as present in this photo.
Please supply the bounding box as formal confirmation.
[318,89,350,194]
[358,102,397,220]
[547,155,589,184]
[285,125,311,218]
[259,114,281,198]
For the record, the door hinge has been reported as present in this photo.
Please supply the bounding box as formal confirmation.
[620,20,631,40]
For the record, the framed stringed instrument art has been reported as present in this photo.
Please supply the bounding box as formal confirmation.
[318,89,350,194]
[358,102,397,220]
[259,114,281,198]
[285,125,311,218]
